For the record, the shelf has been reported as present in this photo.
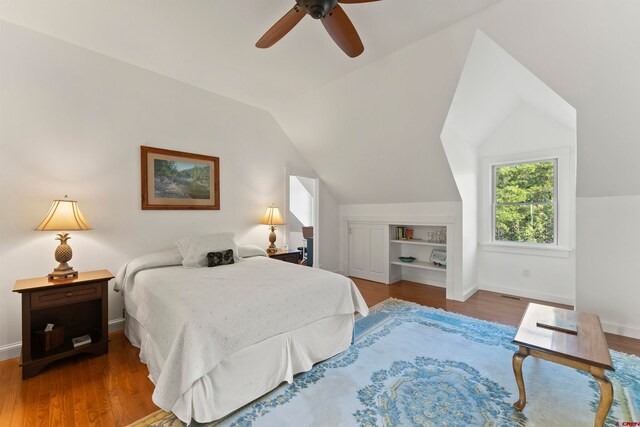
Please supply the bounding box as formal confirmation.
[390,239,446,247]
[390,260,446,272]
[29,339,108,363]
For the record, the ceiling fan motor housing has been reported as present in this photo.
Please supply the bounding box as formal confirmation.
[296,0,339,19]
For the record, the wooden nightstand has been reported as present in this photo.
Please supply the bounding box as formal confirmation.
[268,249,302,264]
[12,270,114,379]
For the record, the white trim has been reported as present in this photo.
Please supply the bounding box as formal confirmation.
[399,270,446,288]
[108,317,125,332]
[285,170,320,268]
[480,147,575,255]
[0,341,21,361]
[480,243,572,258]
[389,272,402,285]
[313,177,320,269]
[600,320,640,340]
[0,317,126,362]
[492,158,558,246]
[479,282,574,306]
[343,215,456,226]
[463,284,479,301]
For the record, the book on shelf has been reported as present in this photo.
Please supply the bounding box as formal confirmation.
[395,226,414,240]
[72,334,92,348]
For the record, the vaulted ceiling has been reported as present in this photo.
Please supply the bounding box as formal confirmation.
[3,1,640,204]
[0,0,501,110]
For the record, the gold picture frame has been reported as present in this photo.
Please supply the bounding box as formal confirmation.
[141,146,220,210]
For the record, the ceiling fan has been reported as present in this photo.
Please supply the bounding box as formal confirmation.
[256,0,380,58]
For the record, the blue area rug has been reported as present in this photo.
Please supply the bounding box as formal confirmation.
[154,299,640,426]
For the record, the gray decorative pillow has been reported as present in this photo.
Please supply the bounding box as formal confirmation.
[207,249,235,267]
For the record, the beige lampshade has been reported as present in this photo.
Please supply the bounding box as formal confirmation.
[35,198,92,231]
[260,205,285,226]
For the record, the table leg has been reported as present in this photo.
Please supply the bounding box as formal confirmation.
[591,368,613,427]
[512,347,529,411]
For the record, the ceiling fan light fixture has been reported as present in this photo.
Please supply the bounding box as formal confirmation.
[256,0,379,57]
[309,5,326,19]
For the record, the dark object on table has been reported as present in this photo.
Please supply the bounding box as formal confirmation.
[35,326,65,352]
[302,226,314,267]
[398,256,416,263]
[536,317,578,335]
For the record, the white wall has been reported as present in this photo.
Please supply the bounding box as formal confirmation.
[318,180,340,272]
[478,104,576,305]
[275,1,640,204]
[281,0,640,336]
[440,127,480,300]
[441,32,576,305]
[271,26,465,205]
[576,196,640,339]
[0,21,333,359]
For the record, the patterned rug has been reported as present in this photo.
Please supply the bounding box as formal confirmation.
[130,299,640,427]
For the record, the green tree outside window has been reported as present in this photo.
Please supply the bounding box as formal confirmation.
[494,160,555,244]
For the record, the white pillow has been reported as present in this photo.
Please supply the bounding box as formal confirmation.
[175,233,239,268]
[237,243,268,258]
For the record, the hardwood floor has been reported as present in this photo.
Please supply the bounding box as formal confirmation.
[0,279,638,426]
[355,278,640,355]
[0,330,157,427]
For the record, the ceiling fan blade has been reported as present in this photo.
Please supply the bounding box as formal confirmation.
[256,6,306,48]
[321,5,364,57]
[339,0,380,3]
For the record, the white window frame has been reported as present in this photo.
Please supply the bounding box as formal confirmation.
[492,159,558,246]
[481,148,574,258]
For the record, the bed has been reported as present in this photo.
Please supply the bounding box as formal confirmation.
[114,242,368,424]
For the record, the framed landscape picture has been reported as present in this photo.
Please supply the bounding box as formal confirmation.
[141,146,220,210]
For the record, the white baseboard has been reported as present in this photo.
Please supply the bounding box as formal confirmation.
[109,318,125,332]
[478,283,574,306]
[389,273,402,285]
[399,270,446,288]
[0,317,126,362]
[463,284,479,301]
[0,341,21,361]
[601,320,640,340]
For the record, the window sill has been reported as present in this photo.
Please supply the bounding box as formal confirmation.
[480,242,573,258]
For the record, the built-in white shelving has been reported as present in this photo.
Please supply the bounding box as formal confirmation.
[346,221,452,289]
[390,239,446,247]
[390,260,446,272]
[389,225,448,287]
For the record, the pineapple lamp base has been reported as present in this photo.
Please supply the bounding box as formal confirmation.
[48,232,78,280]
[48,264,78,280]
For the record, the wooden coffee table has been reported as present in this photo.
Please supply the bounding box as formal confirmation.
[512,303,615,427]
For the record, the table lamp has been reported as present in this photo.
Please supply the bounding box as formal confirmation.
[35,196,92,279]
[260,204,285,253]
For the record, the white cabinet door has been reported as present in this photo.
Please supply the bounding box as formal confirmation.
[348,223,388,283]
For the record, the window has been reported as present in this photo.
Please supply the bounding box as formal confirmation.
[493,160,557,244]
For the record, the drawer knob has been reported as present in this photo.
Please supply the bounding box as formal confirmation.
[66,292,73,297]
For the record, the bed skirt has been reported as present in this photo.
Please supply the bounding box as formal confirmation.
[125,313,355,423]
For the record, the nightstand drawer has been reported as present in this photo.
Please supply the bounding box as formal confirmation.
[278,253,299,263]
[268,250,301,264]
[31,283,102,309]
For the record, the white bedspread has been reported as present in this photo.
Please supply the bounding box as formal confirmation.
[115,253,368,416]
